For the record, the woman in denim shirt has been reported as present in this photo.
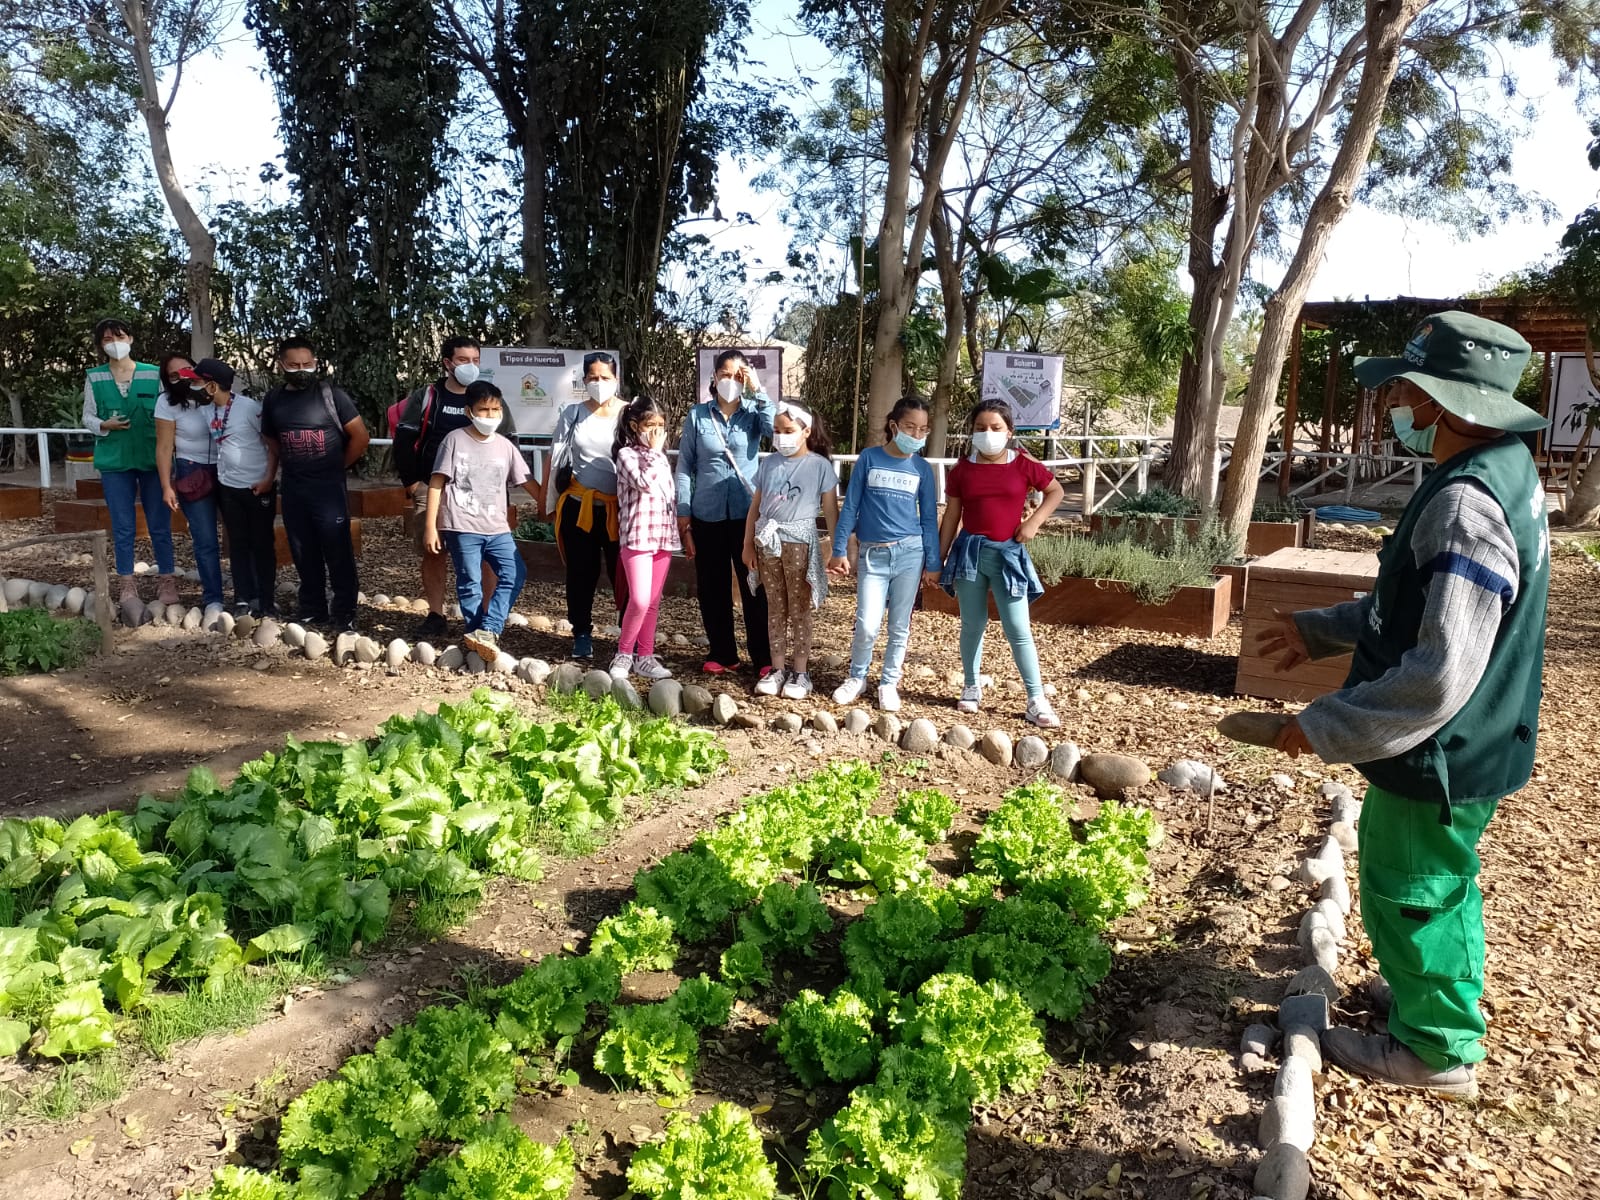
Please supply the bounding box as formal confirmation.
[673,350,775,674]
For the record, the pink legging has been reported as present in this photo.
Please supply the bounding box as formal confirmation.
[618,547,672,657]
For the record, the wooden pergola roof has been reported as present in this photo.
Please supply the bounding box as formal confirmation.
[1298,294,1589,353]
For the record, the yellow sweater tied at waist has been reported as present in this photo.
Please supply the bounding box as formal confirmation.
[555,483,619,561]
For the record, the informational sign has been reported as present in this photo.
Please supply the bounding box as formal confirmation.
[981,351,1064,430]
[696,347,784,406]
[479,346,621,436]
[1548,353,1600,451]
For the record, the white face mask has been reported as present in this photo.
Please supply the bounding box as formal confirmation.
[470,414,501,436]
[773,431,804,457]
[971,430,1009,456]
[715,377,743,403]
[586,378,618,403]
[104,340,131,361]
[451,362,480,386]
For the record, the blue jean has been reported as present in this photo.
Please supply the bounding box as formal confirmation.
[848,537,923,686]
[175,460,224,607]
[954,542,1043,699]
[444,531,526,635]
[100,468,174,576]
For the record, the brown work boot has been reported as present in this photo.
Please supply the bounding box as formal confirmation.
[156,574,180,606]
[1322,1027,1477,1099]
[118,574,139,604]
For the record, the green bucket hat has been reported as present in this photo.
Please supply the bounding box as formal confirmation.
[1352,310,1545,433]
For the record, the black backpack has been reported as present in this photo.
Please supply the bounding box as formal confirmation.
[394,385,436,486]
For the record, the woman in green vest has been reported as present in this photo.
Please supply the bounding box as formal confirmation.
[81,317,178,606]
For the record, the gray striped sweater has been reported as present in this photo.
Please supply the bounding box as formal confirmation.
[1293,479,1520,765]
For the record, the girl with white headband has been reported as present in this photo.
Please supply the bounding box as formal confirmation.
[742,402,839,699]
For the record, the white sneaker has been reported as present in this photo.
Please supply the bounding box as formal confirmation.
[877,684,901,712]
[755,668,785,697]
[1026,697,1061,729]
[782,672,813,700]
[634,655,673,681]
[957,684,982,714]
[609,653,634,679]
[833,676,867,704]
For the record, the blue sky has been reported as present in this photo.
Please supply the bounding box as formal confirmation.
[164,5,1599,330]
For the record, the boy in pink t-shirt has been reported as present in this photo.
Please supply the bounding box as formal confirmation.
[423,382,539,661]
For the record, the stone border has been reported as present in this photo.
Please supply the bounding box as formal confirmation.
[2,573,1163,798]
[1239,776,1362,1200]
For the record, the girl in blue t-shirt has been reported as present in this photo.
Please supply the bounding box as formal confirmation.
[827,397,942,712]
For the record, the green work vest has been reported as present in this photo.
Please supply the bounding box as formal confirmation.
[87,362,162,473]
[1346,435,1549,818]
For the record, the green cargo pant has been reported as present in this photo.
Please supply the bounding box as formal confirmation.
[1357,785,1499,1070]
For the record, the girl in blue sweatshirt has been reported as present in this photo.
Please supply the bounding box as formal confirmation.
[827,397,942,711]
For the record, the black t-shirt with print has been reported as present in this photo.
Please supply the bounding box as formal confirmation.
[262,384,361,481]
[414,378,520,475]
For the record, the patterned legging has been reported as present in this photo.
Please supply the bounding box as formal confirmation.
[758,541,815,670]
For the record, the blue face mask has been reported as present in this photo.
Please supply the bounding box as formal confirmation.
[1390,405,1438,455]
[893,430,926,455]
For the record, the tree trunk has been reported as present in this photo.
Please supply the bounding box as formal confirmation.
[927,200,963,456]
[120,0,216,359]
[1566,334,1600,527]
[1163,27,1225,503]
[520,136,552,346]
[1167,263,1224,498]
[3,384,29,471]
[865,72,919,448]
[1218,0,1427,545]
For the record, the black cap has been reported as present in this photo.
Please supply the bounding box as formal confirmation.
[181,358,236,391]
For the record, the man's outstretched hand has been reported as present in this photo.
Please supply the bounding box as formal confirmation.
[1273,716,1314,759]
[1256,609,1310,673]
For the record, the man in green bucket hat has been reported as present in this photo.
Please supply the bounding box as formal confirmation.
[1256,310,1550,1098]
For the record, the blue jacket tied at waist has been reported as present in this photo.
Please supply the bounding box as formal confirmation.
[939,531,1043,602]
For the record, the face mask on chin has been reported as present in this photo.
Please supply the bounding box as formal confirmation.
[1390,405,1439,456]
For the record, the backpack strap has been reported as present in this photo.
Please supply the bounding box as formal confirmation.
[417,384,435,447]
[319,382,339,428]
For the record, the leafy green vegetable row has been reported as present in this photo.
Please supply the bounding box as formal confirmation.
[573,767,1157,1200]
[191,763,1158,1200]
[0,689,725,1061]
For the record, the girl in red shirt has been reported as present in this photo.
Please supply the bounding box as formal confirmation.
[937,400,1065,728]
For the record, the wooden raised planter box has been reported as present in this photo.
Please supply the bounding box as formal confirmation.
[1090,511,1315,557]
[1235,547,1379,702]
[348,485,408,518]
[920,572,1232,638]
[55,498,188,536]
[222,518,364,566]
[515,537,698,598]
[0,484,43,520]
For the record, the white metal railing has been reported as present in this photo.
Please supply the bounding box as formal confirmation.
[0,428,90,490]
[23,425,1433,518]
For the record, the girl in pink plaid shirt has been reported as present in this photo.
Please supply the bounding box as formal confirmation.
[611,395,681,681]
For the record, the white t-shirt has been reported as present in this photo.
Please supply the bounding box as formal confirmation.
[154,394,216,463]
[215,394,270,489]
